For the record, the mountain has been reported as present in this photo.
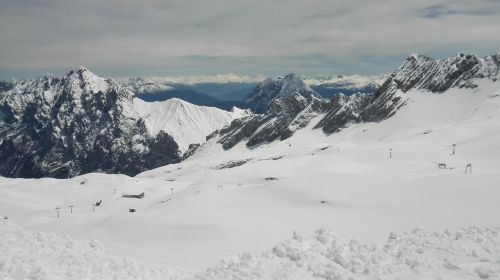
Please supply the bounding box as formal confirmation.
[241,73,320,114]
[314,92,373,134]
[208,53,500,151]
[359,53,500,123]
[122,78,241,110]
[121,77,174,94]
[215,74,328,149]
[0,80,14,92]
[132,98,246,151]
[125,73,382,106]
[0,68,241,178]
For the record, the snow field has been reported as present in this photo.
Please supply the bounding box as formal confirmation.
[0,79,499,278]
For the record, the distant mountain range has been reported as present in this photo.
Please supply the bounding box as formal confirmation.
[2,53,497,178]
[120,74,382,110]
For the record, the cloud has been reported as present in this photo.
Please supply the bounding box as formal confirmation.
[0,0,499,79]
[419,2,496,18]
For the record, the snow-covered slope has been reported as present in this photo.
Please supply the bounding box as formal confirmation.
[360,53,500,123]
[132,98,245,151]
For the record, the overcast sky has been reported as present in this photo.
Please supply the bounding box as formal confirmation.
[0,0,499,79]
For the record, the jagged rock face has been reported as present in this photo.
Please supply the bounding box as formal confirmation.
[0,81,14,92]
[316,53,500,134]
[314,93,373,134]
[0,68,181,178]
[242,73,318,113]
[390,53,499,92]
[218,91,328,149]
[360,53,500,122]
[182,143,201,160]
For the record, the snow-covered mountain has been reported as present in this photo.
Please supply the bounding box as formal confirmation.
[216,74,327,149]
[0,68,241,178]
[133,98,247,151]
[121,77,174,94]
[207,53,500,151]
[242,73,320,114]
[359,53,500,123]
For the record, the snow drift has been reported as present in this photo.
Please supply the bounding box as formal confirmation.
[0,220,185,280]
[1,220,499,280]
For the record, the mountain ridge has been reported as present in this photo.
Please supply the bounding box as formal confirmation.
[207,53,500,151]
[0,68,240,178]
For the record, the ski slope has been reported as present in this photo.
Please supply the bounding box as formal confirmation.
[1,80,500,278]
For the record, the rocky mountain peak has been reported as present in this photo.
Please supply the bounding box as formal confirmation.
[391,53,498,94]
[278,73,312,96]
[268,92,309,115]
[216,76,328,149]
[0,68,180,178]
[242,73,318,114]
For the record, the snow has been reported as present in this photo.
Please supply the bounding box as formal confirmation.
[1,221,499,280]
[0,79,500,278]
[79,67,110,94]
[131,98,244,151]
[0,220,188,280]
[197,226,500,279]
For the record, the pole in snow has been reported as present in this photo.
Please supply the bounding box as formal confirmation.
[389,148,392,158]
[465,163,472,174]
[55,207,61,218]
[69,205,74,214]
[452,144,456,155]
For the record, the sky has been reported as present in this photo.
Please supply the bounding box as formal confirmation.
[0,0,499,79]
